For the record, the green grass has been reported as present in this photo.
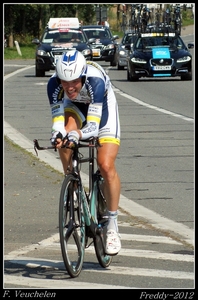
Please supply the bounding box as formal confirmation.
[182,18,194,26]
[4,44,36,60]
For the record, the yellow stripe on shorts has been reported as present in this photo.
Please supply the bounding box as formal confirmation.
[99,137,120,146]
[52,115,64,122]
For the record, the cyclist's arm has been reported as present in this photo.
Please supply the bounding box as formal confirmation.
[80,77,106,140]
[80,103,103,140]
[47,75,67,137]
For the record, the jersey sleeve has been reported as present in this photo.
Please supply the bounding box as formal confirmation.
[80,76,106,140]
[47,75,66,137]
[80,103,103,140]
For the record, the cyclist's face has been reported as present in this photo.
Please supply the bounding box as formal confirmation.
[61,78,82,100]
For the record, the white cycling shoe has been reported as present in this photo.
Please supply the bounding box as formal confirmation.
[105,229,121,255]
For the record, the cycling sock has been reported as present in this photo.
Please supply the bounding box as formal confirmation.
[107,210,118,232]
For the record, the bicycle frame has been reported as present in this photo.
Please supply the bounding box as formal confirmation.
[69,138,102,231]
[33,137,112,277]
[34,137,104,233]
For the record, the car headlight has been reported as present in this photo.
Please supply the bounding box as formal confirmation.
[82,49,92,56]
[177,56,191,63]
[37,50,50,56]
[119,50,126,56]
[131,57,147,64]
[105,44,115,50]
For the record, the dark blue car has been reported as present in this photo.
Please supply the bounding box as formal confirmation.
[32,19,93,77]
[125,29,194,81]
[82,25,119,66]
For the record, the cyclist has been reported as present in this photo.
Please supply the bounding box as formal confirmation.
[47,49,121,256]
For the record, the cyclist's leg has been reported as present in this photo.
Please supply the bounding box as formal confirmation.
[97,86,121,213]
[97,143,120,212]
[97,143,121,255]
[97,88,121,255]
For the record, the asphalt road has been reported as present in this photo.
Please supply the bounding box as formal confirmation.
[4,26,194,291]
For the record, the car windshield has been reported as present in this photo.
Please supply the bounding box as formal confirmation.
[123,34,137,44]
[41,29,87,44]
[83,28,112,40]
[136,36,184,50]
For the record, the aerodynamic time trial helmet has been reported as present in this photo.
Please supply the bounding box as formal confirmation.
[56,50,87,81]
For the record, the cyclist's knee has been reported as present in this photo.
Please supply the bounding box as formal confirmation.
[98,161,117,181]
[98,158,111,172]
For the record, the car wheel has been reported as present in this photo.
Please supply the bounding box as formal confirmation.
[181,73,192,81]
[127,69,139,81]
[117,63,124,70]
[35,66,45,77]
[110,57,117,67]
[127,69,131,81]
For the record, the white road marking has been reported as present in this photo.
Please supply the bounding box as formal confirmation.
[112,86,194,122]
[4,256,194,280]
[4,274,132,289]
[86,265,194,280]
[4,65,34,80]
[5,229,193,263]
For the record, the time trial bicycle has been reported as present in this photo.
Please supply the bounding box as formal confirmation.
[33,136,113,278]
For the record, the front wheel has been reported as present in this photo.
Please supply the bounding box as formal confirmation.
[181,73,192,81]
[35,65,45,77]
[127,68,139,81]
[59,174,85,278]
[117,63,125,70]
[110,56,117,67]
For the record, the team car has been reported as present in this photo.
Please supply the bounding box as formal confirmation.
[81,25,119,66]
[32,18,93,77]
[115,31,138,70]
[125,27,194,81]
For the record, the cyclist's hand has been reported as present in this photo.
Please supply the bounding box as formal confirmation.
[67,130,80,147]
[50,131,64,148]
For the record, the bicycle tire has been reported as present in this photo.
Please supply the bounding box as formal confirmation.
[93,176,113,268]
[59,173,85,278]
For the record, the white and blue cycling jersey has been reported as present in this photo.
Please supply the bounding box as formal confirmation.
[47,61,120,145]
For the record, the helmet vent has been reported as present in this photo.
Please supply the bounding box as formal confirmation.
[56,50,87,81]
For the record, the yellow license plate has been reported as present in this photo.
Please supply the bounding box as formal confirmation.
[92,49,100,57]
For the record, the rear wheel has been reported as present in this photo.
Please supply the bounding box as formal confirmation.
[93,173,113,268]
[59,174,85,278]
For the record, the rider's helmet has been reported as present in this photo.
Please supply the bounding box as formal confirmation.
[56,50,87,83]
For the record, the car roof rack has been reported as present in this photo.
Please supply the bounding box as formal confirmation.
[137,22,180,36]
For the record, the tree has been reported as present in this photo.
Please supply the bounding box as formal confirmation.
[4,4,116,46]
